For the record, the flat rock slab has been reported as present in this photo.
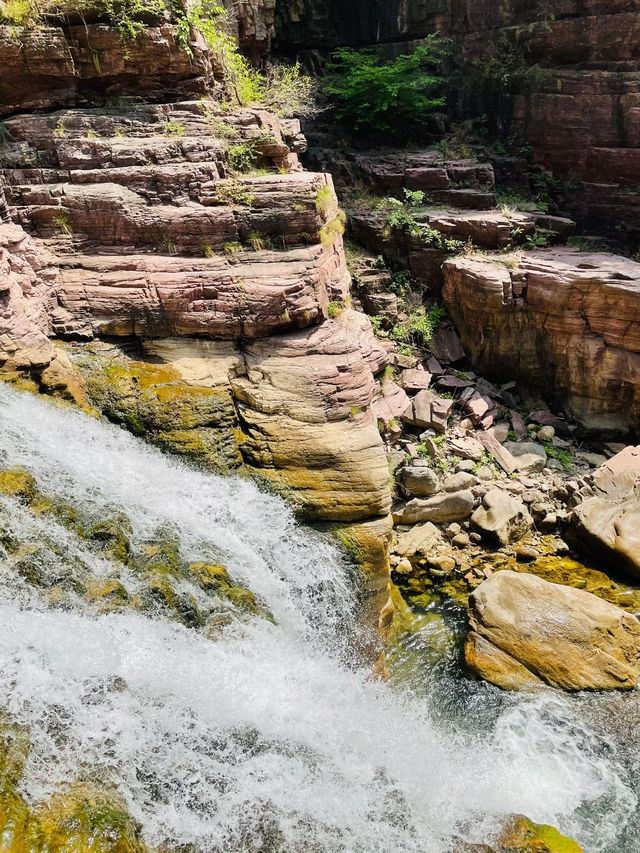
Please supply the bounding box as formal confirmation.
[466,570,640,691]
[394,522,443,558]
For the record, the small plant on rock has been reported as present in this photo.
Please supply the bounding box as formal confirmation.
[223,241,242,257]
[162,120,186,138]
[391,304,446,348]
[227,141,260,173]
[327,301,343,319]
[319,210,347,247]
[247,231,268,251]
[315,185,334,218]
[52,214,72,235]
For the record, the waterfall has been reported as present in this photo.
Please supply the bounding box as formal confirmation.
[0,384,635,853]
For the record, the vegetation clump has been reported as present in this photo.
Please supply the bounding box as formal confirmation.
[323,37,450,135]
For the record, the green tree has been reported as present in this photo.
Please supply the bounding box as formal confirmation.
[323,37,449,135]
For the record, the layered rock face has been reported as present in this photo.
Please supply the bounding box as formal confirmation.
[442,250,640,435]
[275,0,640,241]
[0,22,393,547]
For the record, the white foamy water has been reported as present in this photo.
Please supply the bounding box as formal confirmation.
[0,384,635,852]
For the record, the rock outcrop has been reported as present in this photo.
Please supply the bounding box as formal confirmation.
[443,250,640,435]
[466,571,640,691]
[571,447,640,579]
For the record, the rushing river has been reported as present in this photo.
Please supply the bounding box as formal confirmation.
[0,384,636,852]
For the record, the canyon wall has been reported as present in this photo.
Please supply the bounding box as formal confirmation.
[275,0,640,242]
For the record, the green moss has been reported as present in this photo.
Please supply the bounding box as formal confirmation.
[86,515,132,564]
[84,578,130,606]
[73,350,243,475]
[37,783,147,853]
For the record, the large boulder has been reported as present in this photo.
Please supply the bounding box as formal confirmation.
[471,489,532,546]
[465,571,640,691]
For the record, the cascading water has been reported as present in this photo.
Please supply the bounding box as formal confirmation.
[0,383,637,853]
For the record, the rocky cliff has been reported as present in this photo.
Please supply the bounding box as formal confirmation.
[0,14,398,631]
[275,0,640,243]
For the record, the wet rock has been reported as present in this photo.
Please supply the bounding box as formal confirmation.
[515,545,539,563]
[393,490,475,525]
[429,555,456,574]
[493,814,584,853]
[465,571,640,691]
[471,489,532,546]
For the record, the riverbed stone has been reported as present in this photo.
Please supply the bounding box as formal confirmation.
[471,489,532,546]
[394,521,443,558]
[465,571,640,691]
[400,464,440,497]
[393,490,475,524]
[503,441,547,473]
[443,471,478,492]
[572,496,640,580]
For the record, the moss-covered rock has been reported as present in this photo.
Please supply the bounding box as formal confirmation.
[495,815,584,853]
[0,468,37,502]
[70,347,243,475]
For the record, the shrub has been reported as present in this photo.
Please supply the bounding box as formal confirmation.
[261,62,318,119]
[176,0,263,106]
[323,36,449,135]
